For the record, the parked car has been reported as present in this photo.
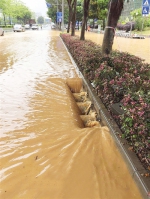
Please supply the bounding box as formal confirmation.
[51,23,56,29]
[0,27,4,36]
[32,24,39,30]
[13,24,25,32]
[25,24,30,29]
[51,24,56,29]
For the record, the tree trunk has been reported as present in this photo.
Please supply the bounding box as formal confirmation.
[71,0,77,36]
[103,19,105,30]
[67,6,73,33]
[80,19,86,40]
[92,19,94,30]
[3,14,6,26]
[80,0,90,40]
[67,0,77,34]
[9,15,11,25]
[102,0,123,55]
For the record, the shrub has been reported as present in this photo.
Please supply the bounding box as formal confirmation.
[117,22,135,32]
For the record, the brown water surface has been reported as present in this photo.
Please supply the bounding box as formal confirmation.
[0,30,143,198]
[77,31,150,63]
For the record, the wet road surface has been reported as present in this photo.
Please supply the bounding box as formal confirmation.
[0,29,143,198]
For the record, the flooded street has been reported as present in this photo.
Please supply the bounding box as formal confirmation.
[80,31,150,63]
[0,29,144,198]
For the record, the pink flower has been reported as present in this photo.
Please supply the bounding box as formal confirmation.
[99,64,104,70]
[109,79,115,84]
[131,101,136,105]
[138,111,145,117]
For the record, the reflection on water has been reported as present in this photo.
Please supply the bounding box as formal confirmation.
[0,31,143,198]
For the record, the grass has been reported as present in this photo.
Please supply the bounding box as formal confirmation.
[132,27,150,35]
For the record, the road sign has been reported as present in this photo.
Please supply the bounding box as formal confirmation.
[46,2,51,8]
[142,0,150,6]
[142,0,150,16]
[142,6,149,15]
[56,12,62,23]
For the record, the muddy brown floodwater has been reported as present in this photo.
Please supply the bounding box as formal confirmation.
[77,31,150,63]
[0,30,143,198]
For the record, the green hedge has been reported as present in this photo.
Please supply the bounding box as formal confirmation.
[0,25,13,28]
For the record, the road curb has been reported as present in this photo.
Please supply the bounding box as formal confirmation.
[60,35,150,199]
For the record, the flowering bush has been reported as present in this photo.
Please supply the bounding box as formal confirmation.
[60,33,150,171]
[120,92,150,169]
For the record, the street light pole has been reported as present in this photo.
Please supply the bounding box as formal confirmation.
[57,0,58,12]
[62,0,64,31]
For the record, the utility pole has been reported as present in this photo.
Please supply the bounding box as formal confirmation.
[57,0,58,12]
[62,0,64,31]
[56,0,59,29]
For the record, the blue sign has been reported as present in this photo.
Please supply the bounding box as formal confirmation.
[142,0,150,15]
[46,2,52,8]
[57,12,62,23]
[142,6,149,15]
[142,0,150,6]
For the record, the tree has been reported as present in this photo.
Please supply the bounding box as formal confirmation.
[46,0,69,28]
[76,1,83,26]
[88,0,109,29]
[47,6,57,23]
[97,0,109,30]
[80,0,90,40]
[130,8,150,31]
[66,0,78,35]
[0,0,6,12]
[102,0,123,55]
[79,0,108,40]
[70,0,77,36]
[89,0,98,24]
[0,0,32,25]
[12,2,32,24]
[21,6,32,24]
[37,16,44,24]
[0,0,12,25]
[66,0,74,33]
